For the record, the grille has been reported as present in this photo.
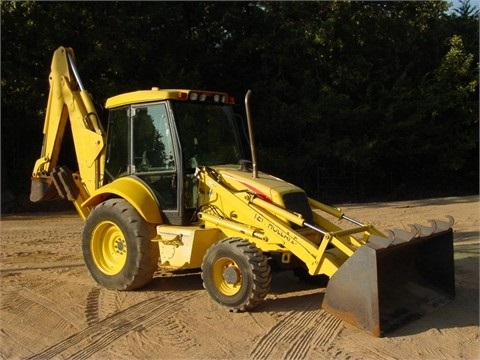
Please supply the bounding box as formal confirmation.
[282,192,313,225]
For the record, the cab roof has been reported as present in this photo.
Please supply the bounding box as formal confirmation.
[105,88,233,109]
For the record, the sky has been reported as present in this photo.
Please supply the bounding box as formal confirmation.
[450,0,480,10]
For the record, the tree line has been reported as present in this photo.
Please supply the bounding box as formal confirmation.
[1,1,478,211]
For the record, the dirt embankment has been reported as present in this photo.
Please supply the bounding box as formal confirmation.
[1,196,478,359]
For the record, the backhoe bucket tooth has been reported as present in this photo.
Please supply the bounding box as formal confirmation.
[322,227,455,337]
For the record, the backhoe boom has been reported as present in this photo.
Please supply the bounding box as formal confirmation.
[30,47,105,218]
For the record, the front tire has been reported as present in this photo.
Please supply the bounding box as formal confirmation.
[82,198,159,290]
[201,238,271,312]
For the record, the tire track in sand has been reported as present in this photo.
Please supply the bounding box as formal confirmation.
[27,291,196,360]
[250,299,343,359]
[18,287,86,330]
[84,287,101,326]
[85,287,123,326]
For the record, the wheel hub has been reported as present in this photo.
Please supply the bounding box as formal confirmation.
[223,265,241,285]
[114,238,126,254]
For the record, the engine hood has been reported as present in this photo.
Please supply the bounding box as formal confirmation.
[211,165,305,205]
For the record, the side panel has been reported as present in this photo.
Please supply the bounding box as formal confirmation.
[82,176,162,224]
[154,226,220,269]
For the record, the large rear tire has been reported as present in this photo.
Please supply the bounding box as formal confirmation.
[82,198,159,290]
[201,238,271,312]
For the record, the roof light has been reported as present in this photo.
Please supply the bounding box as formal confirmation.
[189,92,199,101]
[178,92,188,100]
[213,94,220,102]
[199,93,207,101]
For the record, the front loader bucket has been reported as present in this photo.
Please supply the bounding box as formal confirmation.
[322,227,455,337]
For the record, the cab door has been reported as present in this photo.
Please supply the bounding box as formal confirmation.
[106,102,192,225]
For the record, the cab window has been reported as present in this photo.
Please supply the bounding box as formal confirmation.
[132,104,175,172]
[105,107,129,181]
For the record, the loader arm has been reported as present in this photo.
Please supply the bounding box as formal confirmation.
[30,47,106,218]
[195,166,382,277]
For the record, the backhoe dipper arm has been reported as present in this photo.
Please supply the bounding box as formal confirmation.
[30,47,105,208]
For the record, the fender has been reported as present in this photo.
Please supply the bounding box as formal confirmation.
[82,176,162,224]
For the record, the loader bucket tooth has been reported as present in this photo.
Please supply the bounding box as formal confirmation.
[412,221,436,236]
[385,225,418,244]
[412,216,454,237]
[432,216,455,232]
[322,227,455,337]
[367,234,393,248]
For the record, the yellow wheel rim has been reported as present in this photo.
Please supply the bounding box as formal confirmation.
[212,257,242,296]
[91,221,127,275]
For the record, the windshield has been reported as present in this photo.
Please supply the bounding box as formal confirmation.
[172,102,243,169]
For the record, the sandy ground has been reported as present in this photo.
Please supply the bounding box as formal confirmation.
[0,195,478,360]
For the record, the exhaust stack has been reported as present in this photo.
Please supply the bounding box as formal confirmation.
[244,90,258,178]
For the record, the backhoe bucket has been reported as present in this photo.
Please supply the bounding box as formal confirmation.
[30,176,60,202]
[322,227,455,337]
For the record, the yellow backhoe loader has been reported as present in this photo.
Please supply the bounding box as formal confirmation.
[31,47,455,337]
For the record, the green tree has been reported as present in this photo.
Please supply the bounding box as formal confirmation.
[1,1,478,210]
